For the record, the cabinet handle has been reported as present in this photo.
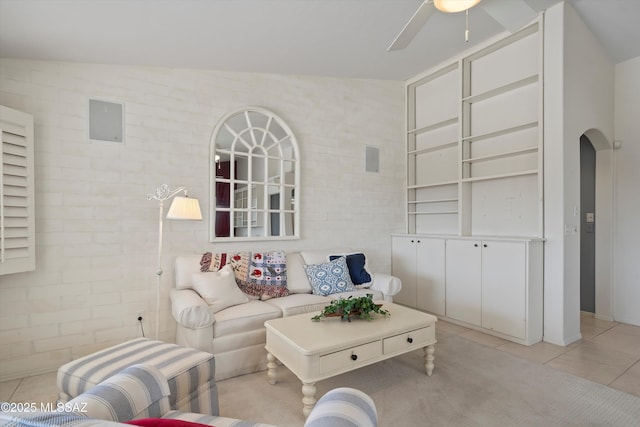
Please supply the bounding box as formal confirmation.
[410,240,414,243]
[351,354,358,361]
[407,337,413,344]
[483,244,487,248]
[417,240,421,243]
[474,243,478,247]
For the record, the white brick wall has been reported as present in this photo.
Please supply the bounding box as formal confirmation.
[0,59,405,381]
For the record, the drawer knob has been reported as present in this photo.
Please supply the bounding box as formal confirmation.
[407,337,413,344]
[351,354,358,361]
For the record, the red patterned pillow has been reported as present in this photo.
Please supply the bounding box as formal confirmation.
[248,250,288,298]
[199,252,257,296]
[199,251,289,298]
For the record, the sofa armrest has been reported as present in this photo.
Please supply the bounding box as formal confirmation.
[67,364,171,422]
[369,273,402,302]
[170,289,215,329]
[304,387,377,427]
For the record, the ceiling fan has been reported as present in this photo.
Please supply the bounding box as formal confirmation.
[388,0,482,51]
[387,0,536,51]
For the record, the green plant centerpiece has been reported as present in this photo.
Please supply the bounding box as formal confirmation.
[311,294,390,322]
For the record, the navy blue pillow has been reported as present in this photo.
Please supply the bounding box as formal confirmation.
[329,253,372,285]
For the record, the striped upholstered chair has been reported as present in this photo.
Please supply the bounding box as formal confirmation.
[1,364,378,427]
[304,387,378,427]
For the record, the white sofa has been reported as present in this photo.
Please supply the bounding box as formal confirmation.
[170,249,401,380]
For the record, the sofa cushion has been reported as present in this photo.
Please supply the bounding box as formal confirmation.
[248,250,289,298]
[213,300,281,338]
[264,293,331,317]
[329,288,384,302]
[330,253,372,285]
[304,256,356,296]
[191,266,249,313]
[286,252,312,294]
[200,251,256,295]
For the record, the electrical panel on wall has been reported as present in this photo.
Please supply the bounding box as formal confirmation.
[89,99,124,143]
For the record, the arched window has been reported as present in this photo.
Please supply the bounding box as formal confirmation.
[210,107,300,242]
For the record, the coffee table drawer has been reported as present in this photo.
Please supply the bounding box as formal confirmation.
[383,326,434,354]
[319,341,381,375]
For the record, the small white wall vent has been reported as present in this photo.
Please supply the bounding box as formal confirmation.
[89,99,124,143]
[365,146,379,173]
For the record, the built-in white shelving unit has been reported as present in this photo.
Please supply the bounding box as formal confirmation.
[404,21,543,238]
[396,19,544,346]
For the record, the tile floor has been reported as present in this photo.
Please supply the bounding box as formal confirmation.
[2,311,640,404]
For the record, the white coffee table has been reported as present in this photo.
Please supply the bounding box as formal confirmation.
[264,302,437,416]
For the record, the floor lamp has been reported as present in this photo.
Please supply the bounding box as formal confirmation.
[147,184,202,340]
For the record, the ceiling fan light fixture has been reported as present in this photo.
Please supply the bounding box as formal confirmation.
[433,0,482,13]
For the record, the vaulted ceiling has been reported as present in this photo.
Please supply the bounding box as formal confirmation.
[1,0,638,80]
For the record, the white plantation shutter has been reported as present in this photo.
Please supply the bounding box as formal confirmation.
[0,105,35,275]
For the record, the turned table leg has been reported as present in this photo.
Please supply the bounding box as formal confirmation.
[267,352,278,385]
[301,382,317,417]
[424,344,435,376]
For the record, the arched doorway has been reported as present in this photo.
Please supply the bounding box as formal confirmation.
[580,135,596,313]
[579,129,614,321]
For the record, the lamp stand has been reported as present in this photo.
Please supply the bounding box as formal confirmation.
[147,184,189,341]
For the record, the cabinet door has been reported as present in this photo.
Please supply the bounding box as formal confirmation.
[445,239,482,325]
[391,236,417,307]
[416,238,445,316]
[481,241,526,338]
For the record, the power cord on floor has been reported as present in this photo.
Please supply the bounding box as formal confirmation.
[138,316,145,338]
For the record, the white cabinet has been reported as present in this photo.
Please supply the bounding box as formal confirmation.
[445,238,542,345]
[393,235,543,345]
[481,241,527,339]
[392,236,445,316]
[445,239,482,325]
[399,19,545,345]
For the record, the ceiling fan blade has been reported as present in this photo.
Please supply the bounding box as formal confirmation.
[387,1,436,51]
[480,0,536,32]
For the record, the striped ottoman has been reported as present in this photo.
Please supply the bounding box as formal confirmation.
[56,338,218,416]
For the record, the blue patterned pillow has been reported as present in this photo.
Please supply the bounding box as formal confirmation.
[329,253,372,285]
[304,256,356,296]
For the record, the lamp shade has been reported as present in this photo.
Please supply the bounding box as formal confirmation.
[166,196,203,220]
[434,0,481,13]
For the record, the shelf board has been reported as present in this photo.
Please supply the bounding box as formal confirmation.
[409,141,457,156]
[462,121,538,143]
[408,117,458,135]
[462,147,537,164]
[408,180,458,190]
[408,211,458,216]
[408,198,458,204]
[463,75,538,104]
[462,169,538,183]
